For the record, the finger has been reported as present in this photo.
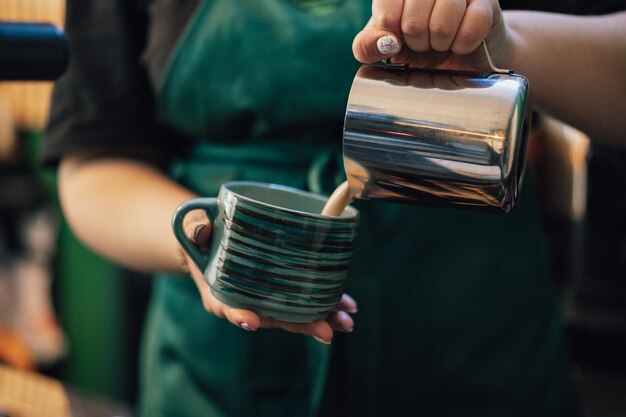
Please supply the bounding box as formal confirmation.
[372,0,405,33]
[450,0,493,55]
[489,0,503,32]
[337,293,358,313]
[257,316,305,334]
[401,0,436,52]
[191,270,262,331]
[259,317,334,344]
[353,18,402,63]
[184,219,212,251]
[429,0,467,52]
[304,321,334,344]
[221,305,262,332]
[327,310,354,333]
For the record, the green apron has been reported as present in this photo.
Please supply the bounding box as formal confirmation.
[139,1,579,416]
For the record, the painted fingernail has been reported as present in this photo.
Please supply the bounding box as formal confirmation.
[377,35,400,55]
[192,224,205,242]
[313,336,332,345]
[240,322,257,332]
[333,326,354,333]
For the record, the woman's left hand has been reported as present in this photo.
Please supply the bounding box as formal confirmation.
[182,215,357,345]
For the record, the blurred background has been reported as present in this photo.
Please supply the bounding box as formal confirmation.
[0,1,624,417]
[0,1,147,415]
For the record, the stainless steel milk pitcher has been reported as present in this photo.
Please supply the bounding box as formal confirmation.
[343,42,531,213]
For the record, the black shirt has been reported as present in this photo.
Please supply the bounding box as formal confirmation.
[41,0,197,166]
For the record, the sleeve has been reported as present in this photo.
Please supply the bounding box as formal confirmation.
[40,0,178,166]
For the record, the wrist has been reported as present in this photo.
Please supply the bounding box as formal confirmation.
[497,12,525,73]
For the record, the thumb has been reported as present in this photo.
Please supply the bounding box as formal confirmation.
[353,18,402,64]
[185,220,213,252]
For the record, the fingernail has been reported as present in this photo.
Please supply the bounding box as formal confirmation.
[313,336,332,345]
[384,78,405,86]
[377,35,400,55]
[240,322,257,332]
[333,326,353,333]
[192,224,206,242]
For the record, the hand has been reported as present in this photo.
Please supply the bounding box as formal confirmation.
[353,0,508,71]
[177,216,357,345]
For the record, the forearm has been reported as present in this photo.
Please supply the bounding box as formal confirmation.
[503,11,626,145]
[59,153,197,273]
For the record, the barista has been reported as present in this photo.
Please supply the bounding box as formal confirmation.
[40,0,626,415]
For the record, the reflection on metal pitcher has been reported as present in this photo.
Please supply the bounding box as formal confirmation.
[343,65,530,213]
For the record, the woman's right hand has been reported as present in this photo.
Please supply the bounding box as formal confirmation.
[178,216,357,345]
[353,0,509,71]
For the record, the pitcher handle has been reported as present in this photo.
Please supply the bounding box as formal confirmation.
[385,40,512,74]
[481,40,512,74]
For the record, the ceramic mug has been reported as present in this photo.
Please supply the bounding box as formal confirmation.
[172,181,360,322]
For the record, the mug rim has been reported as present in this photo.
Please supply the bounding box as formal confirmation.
[221,181,359,221]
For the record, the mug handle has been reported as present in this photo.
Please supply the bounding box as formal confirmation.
[171,198,218,272]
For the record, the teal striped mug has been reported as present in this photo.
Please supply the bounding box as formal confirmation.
[172,182,360,323]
